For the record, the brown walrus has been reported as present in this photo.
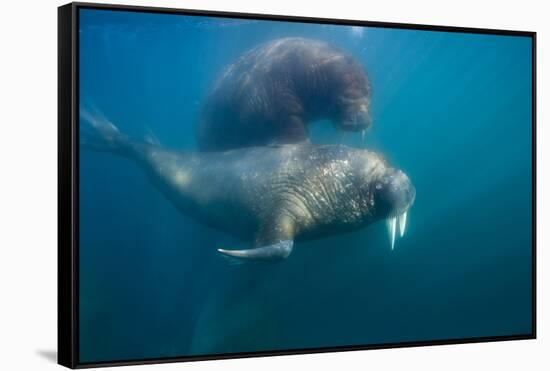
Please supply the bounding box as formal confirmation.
[196,37,372,151]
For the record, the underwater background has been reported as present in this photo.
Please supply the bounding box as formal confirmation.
[78,8,533,363]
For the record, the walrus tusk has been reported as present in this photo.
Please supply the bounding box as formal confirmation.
[217,240,294,261]
[399,211,408,237]
[386,211,409,250]
[386,217,397,250]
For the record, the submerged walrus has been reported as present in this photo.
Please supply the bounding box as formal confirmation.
[197,37,372,151]
[83,111,414,261]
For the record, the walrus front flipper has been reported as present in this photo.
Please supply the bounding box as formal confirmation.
[217,240,294,261]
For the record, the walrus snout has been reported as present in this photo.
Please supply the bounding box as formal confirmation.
[338,98,372,132]
[372,169,415,250]
[374,169,415,217]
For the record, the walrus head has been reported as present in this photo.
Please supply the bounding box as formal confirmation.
[331,57,372,133]
[353,152,415,249]
[372,168,416,219]
[337,95,371,132]
[290,147,414,251]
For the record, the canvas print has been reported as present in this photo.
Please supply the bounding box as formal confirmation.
[77,7,533,364]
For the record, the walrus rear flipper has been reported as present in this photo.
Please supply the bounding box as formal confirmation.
[217,240,294,262]
[80,107,132,156]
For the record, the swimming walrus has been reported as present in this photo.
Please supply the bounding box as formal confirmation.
[197,37,372,151]
[82,110,414,261]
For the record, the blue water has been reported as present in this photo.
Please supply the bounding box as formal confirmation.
[78,8,533,363]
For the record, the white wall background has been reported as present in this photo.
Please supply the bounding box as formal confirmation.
[0,0,547,369]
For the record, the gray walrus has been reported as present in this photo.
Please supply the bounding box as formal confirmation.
[82,111,414,261]
[197,37,372,152]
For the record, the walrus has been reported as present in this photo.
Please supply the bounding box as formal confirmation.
[197,37,372,151]
[82,110,414,261]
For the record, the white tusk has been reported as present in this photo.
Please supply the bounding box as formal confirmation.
[386,217,397,250]
[361,129,366,144]
[399,211,408,237]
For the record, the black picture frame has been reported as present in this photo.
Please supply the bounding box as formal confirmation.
[58,2,537,368]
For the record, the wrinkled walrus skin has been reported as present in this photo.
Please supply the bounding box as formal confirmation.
[82,111,413,262]
[197,37,372,152]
